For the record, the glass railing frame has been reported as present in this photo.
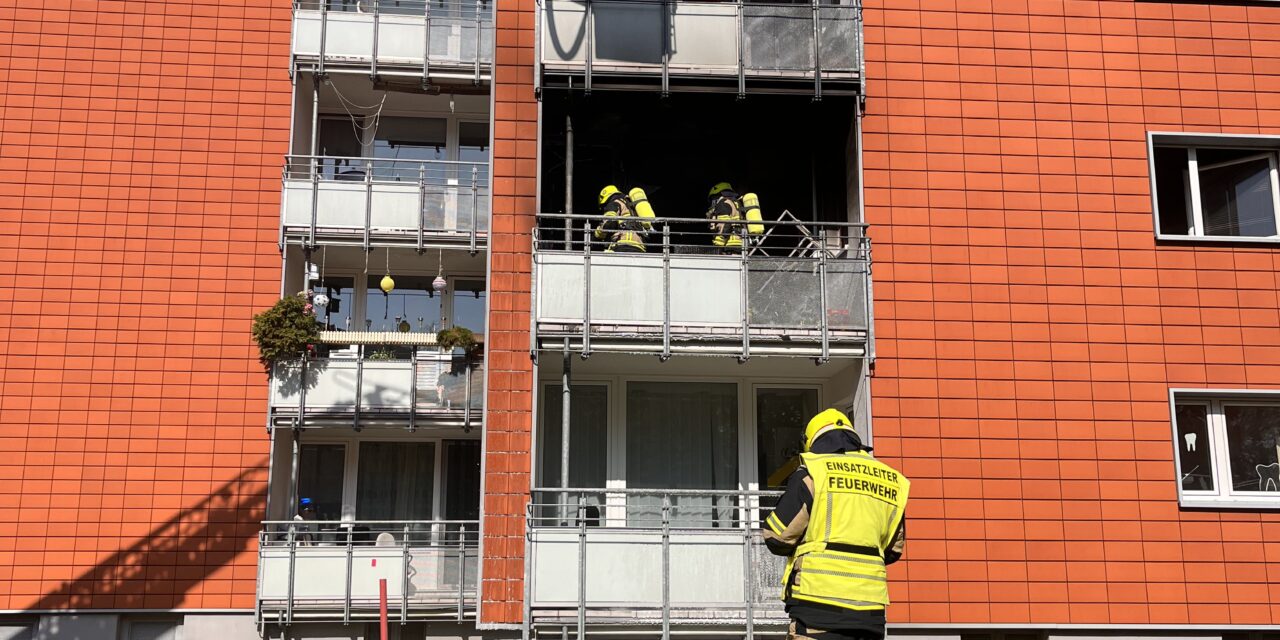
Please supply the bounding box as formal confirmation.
[281,155,489,254]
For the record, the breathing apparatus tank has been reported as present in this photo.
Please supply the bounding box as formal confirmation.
[742,192,764,235]
[628,187,656,230]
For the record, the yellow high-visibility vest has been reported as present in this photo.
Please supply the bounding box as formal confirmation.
[782,450,910,611]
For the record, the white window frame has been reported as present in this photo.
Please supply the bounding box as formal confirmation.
[1149,132,1280,242]
[1170,388,1280,509]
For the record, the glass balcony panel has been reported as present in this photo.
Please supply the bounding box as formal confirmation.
[292,0,493,69]
[269,350,484,415]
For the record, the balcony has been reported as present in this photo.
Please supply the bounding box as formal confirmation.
[524,489,786,635]
[280,156,489,252]
[532,214,871,361]
[538,0,860,96]
[257,520,477,625]
[292,0,493,83]
[270,341,484,429]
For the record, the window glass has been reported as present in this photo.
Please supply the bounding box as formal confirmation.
[1224,404,1280,493]
[451,280,487,335]
[627,382,738,525]
[373,117,448,180]
[299,444,346,521]
[1197,149,1277,237]
[458,122,490,163]
[356,442,436,520]
[541,385,609,490]
[1174,404,1213,492]
[1153,146,1191,235]
[314,277,356,357]
[317,118,366,180]
[756,388,818,491]
[128,622,180,640]
[365,275,443,333]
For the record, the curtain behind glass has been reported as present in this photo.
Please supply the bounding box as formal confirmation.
[541,385,608,522]
[356,442,436,523]
[626,382,738,527]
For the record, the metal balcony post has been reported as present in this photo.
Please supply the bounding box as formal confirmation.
[463,359,473,431]
[811,0,822,100]
[344,528,354,624]
[818,245,829,364]
[298,354,310,426]
[522,507,534,640]
[660,0,669,97]
[409,348,418,432]
[581,221,592,358]
[584,0,593,94]
[660,223,671,361]
[456,534,466,620]
[739,226,750,362]
[363,159,374,251]
[309,157,320,248]
[318,0,328,77]
[736,0,745,99]
[422,0,432,84]
[371,0,381,79]
[576,495,587,639]
[417,162,426,253]
[474,0,483,84]
[401,523,411,624]
[354,344,364,431]
[742,525,754,637]
[470,164,479,255]
[279,161,288,250]
[660,494,670,640]
[286,524,297,626]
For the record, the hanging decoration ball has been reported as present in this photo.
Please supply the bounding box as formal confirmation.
[313,293,330,308]
[432,275,447,293]
[398,319,411,333]
[380,274,395,294]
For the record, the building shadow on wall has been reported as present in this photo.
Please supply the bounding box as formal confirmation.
[28,461,269,611]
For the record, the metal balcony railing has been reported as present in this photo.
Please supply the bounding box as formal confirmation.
[281,156,489,252]
[532,213,872,361]
[538,0,861,96]
[270,345,483,429]
[292,0,494,83]
[257,520,478,625]
[524,488,787,637]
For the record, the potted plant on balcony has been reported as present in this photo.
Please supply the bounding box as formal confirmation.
[251,293,320,372]
[435,326,482,361]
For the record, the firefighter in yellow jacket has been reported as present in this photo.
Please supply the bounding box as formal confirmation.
[706,182,763,252]
[594,185,653,253]
[761,409,909,640]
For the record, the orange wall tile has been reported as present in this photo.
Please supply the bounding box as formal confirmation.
[0,0,290,610]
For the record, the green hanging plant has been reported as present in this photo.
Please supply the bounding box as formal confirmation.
[436,326,482,359]
[366,347,398,361]
[251,294,320,371]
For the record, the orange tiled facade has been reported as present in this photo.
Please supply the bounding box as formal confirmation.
[862,0,1280,627]
[0,0,289,612]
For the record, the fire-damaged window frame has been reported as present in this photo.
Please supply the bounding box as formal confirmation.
[1148,132,1280,242]
[1169,388,1280,509]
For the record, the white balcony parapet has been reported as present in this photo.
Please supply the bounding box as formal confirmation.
[538,0,860,97]
[257,520,478,625]
[524,488,787,637]
[281,156,489,252]
[270,347,484,429]
[292,0,493,83]
[532,213,872,361]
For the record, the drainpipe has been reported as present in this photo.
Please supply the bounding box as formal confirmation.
[560,339,572,523]
[564,114,573,249]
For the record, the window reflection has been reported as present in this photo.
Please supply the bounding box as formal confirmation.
[451,279,487,335]
[365,275,444,333]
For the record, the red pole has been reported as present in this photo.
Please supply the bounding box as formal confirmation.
[379,577,389,640]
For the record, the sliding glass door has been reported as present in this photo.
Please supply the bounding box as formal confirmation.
[626,381,739,527]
